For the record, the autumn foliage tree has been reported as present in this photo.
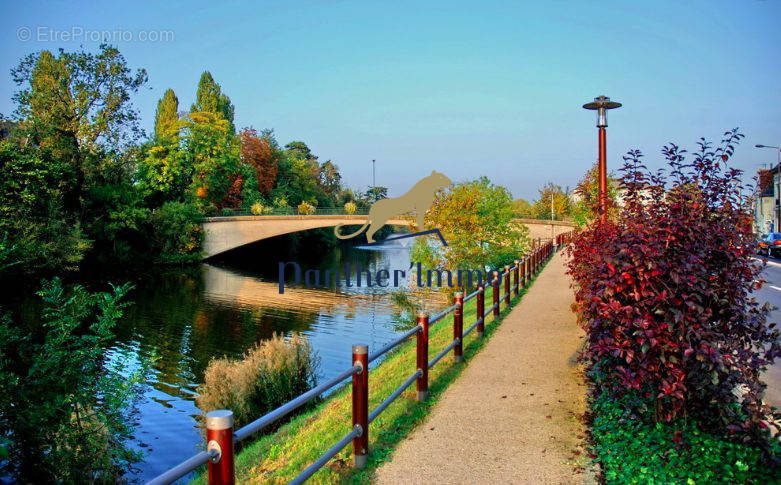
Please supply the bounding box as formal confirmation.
[240,128,277,195]
[568,129,780,451]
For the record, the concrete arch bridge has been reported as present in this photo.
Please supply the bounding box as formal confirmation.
[201,215,574,259]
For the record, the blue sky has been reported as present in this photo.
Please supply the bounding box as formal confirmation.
[2,0,780,200]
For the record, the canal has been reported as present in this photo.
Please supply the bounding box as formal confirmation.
[112,232,429,482]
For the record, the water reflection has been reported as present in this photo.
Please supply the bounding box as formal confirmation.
[118,238,429,482]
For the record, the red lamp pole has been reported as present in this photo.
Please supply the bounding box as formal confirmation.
[583,96,621,224]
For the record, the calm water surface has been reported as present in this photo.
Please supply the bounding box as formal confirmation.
[115,237,426,482]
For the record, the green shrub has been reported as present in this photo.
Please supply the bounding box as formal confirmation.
[344,201,357,214]
[196,333,318,427]
[148,201,203,263]
[250,202,264,215]
[590,390,780,484]
[0,279,146,483]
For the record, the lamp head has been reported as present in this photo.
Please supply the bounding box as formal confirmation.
[583,95,622,127]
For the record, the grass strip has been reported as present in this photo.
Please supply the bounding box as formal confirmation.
[192,258,552,484]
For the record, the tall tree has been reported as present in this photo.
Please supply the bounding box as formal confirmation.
[154,88,180,140]
[191,71,234,133]
[12,45,147,153]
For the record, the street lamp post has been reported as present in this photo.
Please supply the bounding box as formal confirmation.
[756,144,781,232]
[372,159,376,188]
[583,95,622,224]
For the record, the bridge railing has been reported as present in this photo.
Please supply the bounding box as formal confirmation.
[147,232,574,485]
[209,206,371,217]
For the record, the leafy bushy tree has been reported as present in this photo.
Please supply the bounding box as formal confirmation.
[531,182,571,220]
[414,177,530,284]
[512,198,534,218]
[240,127,277,195]
[571,161,619,226]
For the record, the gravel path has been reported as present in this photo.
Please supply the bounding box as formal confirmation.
[374,250,595,484]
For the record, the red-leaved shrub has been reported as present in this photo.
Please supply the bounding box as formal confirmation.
[568,129,780,444]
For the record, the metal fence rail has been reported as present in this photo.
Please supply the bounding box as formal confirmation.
[146,232,573,485]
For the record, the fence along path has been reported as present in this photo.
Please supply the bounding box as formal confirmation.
[374,247,594,484]
[147,234,572,485]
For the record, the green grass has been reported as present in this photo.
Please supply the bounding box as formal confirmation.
[191,258,552,484]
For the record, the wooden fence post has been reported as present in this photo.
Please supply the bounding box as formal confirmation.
[352,344,369,468]
[492,271,500,318]
[476,286,485,337]
[504,266,511,309]
[416,313,429,401]
[453,292,463,362]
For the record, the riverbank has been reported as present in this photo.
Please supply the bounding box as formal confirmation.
[192,257,553,483]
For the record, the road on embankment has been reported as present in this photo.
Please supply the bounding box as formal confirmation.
[374,250,595,484]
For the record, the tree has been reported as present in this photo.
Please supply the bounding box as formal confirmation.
[318,160,342,199]
[239,127,277,195]
[512,198,534,218]
[531,182,571,220]
[12,44,147,154]
[365,186,388,203]
[184,111,259,212]
[415,177,530,283]
[154,88,180,140]
[284,140,316,160]
[191,71,234,133]
[571,161,619,226]
[0,141,89,274]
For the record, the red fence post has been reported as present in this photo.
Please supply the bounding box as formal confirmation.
[352,344,369,468]
[521,257,526,287]
[206,410,235,485]
[492,271,500,318]
[513,260,520,297]
[504,266,511,309]
[525,257,530,284]
[416,313,429,401]
[476,286,485,337]
[453,292,463,363]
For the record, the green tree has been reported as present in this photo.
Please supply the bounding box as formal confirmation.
[415,177,530,285]
[571,161,619,226]
[191,71,234,133]
[7,45,147,272]
[531,183,571,220]
[185,111,256,212]
[365,186,388,203]
[154,88,180,140]
[0,141,89,274]
[512,198,534,218]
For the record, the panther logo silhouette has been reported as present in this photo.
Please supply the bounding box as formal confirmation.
[334,170,451,243]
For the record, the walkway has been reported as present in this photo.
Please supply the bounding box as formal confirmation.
[374,250,594,484]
